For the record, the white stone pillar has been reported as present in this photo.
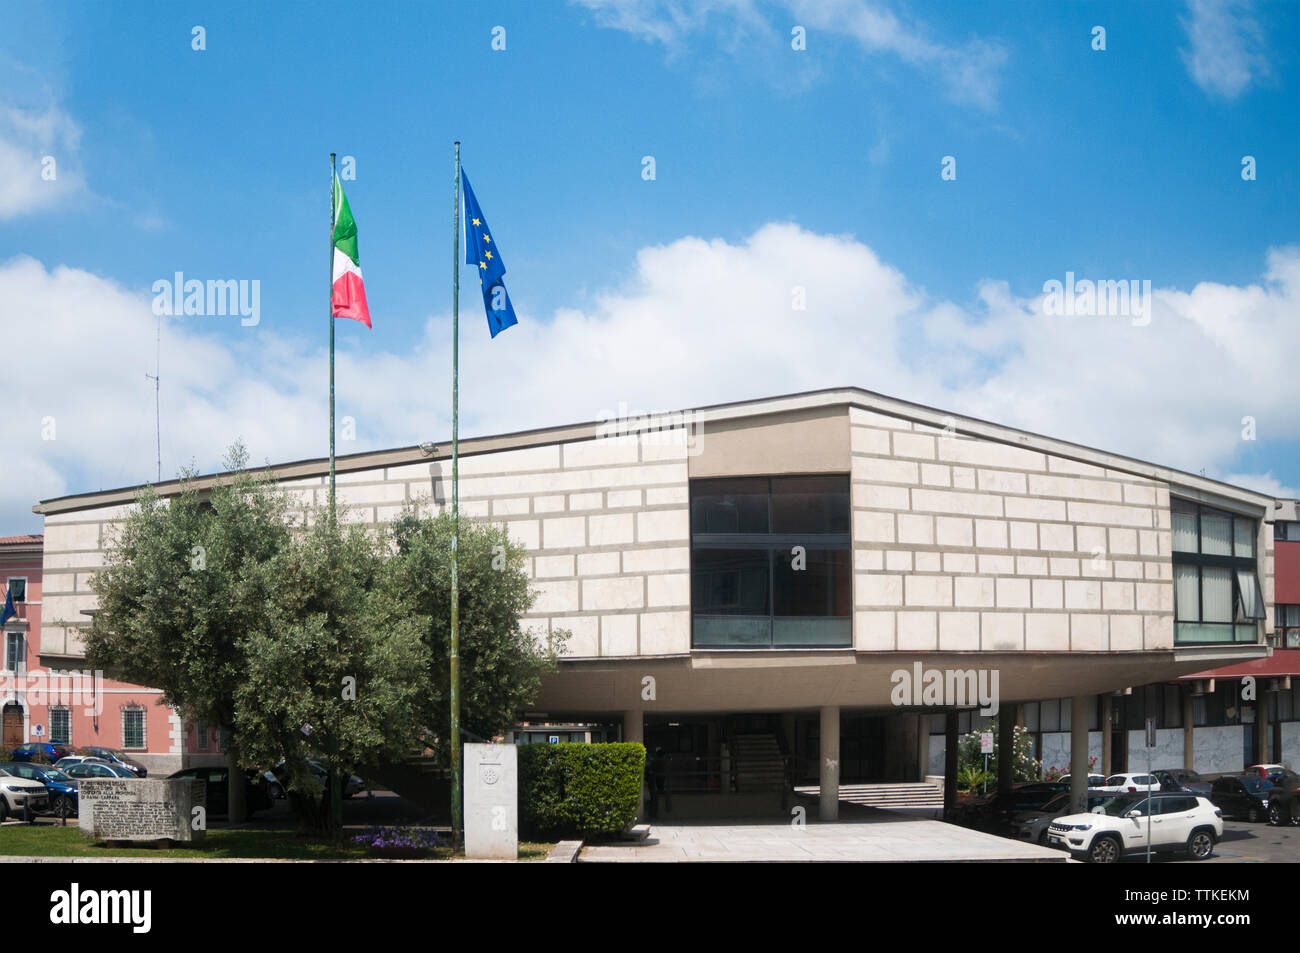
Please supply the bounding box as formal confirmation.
[820,705,840,821]
[1070,695,1090,814]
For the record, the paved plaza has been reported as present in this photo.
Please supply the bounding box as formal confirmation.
[579,813,1066,863]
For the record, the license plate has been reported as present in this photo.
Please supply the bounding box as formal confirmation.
[1048,836,1064,846]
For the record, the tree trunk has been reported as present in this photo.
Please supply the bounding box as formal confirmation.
[226,746,247,823]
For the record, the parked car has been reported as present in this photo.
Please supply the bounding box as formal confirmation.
[1011,791,1110,844]
[1046,792,1222,863]
[1210,774,1271,822]
[960,781,1070,832]
[1266,771,1300,826]
[1059,774,1107,788]
[9,742,74,764]
[271,760,365,800]
[167,766,273,817]
[0,767,51,819]
[309,761,365,799]
[1096,772,1161,793]
[63,762,137,780]
[77,747,148,778]
[53,755,112,770]
[0,762,78,816]
[1245,763,1290,783]
[1152,768,1212,795]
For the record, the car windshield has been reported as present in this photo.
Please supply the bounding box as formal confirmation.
[1241,777,1270,794]
[1095,795,1144,816]
[106,765,135,778]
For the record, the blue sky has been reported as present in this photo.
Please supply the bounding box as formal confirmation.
[1,0,1297,529]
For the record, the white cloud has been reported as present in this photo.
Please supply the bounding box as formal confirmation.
[1223,472,1297,499]
[570,0,1007,108]
[4,229,1298,532]
[1180,0,1271,100]
[0,105,84,219]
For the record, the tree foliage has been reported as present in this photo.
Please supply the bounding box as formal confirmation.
[86,447,560,833]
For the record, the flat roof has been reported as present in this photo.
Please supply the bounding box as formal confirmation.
[33,385,1278,517]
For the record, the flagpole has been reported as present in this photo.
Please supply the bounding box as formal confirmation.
[329,152,337,526]
[327,151,344,837]
[450,140,462,846]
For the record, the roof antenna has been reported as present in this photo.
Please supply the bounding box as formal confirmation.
[144,312,161,482]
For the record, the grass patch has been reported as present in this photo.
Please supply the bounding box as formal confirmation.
[0,823,553,860]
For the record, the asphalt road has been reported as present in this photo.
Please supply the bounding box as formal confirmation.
[1106,819,1300,863]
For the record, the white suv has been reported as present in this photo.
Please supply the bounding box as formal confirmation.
[1045,792,1222,863]
[0,769,50,820]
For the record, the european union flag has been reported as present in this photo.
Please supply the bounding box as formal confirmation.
[461,169,518,338]
[0,590,14,628]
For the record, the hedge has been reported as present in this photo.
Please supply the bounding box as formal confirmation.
[518,742,645,840]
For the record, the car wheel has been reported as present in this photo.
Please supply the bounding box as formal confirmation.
[1187,829,1214,861]
[0,796,7,823]
[1290,801,1300,827]
[1087,836,1121,864]
[1037,829,1049,846]
[1269,801,1289,826]
[53,795,70,817]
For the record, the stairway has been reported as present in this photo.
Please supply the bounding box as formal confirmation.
[730,734,786,793]
[792,781,944,811]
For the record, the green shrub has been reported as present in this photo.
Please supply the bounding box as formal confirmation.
[518,742,645,840]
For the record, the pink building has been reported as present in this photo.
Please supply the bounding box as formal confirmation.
[0,535,218,775]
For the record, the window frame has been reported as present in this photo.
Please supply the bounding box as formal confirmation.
[1171,499,1263,645]
[49,707,71,745]
[121,706,146,751]
[5,577,26,603]
[690,474,852,649]
[4,631,23,672]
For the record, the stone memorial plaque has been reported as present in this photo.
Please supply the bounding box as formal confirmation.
[463,743,517,860]
[78,778,206,843]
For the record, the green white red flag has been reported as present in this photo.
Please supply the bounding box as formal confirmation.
[331,174,371,327]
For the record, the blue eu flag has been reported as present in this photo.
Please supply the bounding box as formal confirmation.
[461,169,518,338]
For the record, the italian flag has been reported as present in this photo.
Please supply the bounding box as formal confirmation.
[331,174,371,327]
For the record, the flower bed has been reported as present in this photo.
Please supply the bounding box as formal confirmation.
[349,826,444,859]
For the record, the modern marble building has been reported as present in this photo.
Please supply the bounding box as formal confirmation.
[31,387,1282,812]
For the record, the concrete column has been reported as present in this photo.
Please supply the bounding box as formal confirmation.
[943,711,958,819]
[819,705,839,821]
[1100,694,1113,776]
[622,710,643,745]
[1256,694,1269,764]
[916,713,930,782]
[625,710,646,822]
[1182,688,1195,771]
[1070,695,1090,814]
[997,706,1017,793]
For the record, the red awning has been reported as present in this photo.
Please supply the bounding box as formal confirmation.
[1178,648,1300,680]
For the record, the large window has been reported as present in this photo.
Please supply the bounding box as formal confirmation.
[49,708,71,745]
[1277,606,1300,649]
[4,632,22,671]
[121,707,146,750]
[690,475,851,648]
[1172,500,1263,644]
[5,578,26,603]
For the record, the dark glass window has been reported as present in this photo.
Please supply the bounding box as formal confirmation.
[690,475,851,648]
[1171,499,1263,645]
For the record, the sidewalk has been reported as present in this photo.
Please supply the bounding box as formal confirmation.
[580,813,1066,863]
